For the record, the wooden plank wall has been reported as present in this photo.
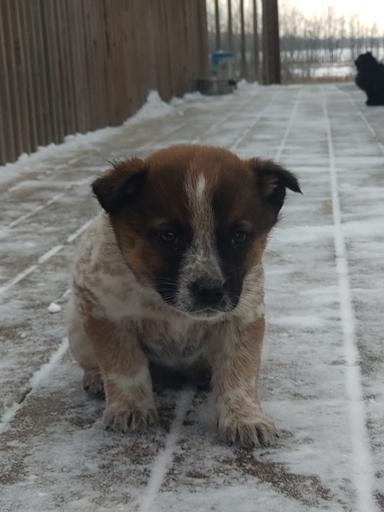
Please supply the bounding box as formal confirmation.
[0,0,209,165]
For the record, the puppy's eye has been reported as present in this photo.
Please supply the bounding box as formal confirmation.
[157,230,178,245]
[231,230,249,245]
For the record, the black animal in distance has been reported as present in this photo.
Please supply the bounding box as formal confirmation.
[355,52,384,106]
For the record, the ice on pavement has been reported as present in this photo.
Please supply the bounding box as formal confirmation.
[0,83,383,512]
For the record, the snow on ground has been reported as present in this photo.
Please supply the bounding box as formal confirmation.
[0,90,204,191]
[0,83,383,512]
[291,65,354,79]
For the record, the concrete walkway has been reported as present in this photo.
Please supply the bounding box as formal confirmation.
[0,83,383,512]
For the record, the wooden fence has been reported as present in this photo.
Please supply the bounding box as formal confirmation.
[0,0,209,165]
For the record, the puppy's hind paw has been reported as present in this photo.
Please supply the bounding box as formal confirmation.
[83,370,104,396]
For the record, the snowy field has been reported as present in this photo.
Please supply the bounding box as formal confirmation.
[0,83,383,512]
[290,64,354,79]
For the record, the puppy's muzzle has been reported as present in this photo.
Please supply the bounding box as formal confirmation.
[189,278,228,312]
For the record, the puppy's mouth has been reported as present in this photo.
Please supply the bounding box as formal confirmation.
[155,279,239,319]
[184,306,229,320]
[174,306,230,321]
[158,293,237,320]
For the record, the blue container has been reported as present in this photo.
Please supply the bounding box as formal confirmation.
[212,51,235,76]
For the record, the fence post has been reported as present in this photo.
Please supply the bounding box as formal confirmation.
[252,0,259,81]
[240,0,247,79]
[0,0,210,165]
[262,0,281,84]
[214,0,221,50]
[227,0,233,52]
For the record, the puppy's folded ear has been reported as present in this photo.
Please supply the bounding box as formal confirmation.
[250,158,301,212]
[92,158,148,214]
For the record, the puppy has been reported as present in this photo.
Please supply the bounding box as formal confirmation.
[355,52,384,106]
[68,144,301,448]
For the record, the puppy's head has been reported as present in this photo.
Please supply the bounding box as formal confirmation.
[92,145,301,320]
[355,51,378,71]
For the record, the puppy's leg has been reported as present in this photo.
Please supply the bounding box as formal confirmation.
[83,312,156,432]
[211,316,277,448]
[67,297,103,395]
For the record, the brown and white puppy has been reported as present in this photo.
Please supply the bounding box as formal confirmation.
[68,144,301,448]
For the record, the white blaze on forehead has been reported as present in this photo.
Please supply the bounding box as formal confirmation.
[195,174,206,201]
[186,171,210,214]
[185,170,214,245]
[177,169,224,307]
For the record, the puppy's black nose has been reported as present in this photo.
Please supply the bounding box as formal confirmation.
[190,279,225,308]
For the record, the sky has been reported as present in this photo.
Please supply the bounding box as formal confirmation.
[287,0,384,30]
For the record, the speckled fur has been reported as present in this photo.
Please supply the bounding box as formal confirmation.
[68,144,300,447]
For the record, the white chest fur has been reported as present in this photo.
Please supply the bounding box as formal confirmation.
[135,316,211,367]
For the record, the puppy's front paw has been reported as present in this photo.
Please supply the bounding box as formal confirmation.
[218,412,278,449]
[104,404,158,433]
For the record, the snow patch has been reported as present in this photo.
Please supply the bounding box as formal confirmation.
[236,79,260,90]
[170,91,205,105]
[48,302,61,314]
[0,89,182,188]
[0,338,68,434]
[29,338,68,389]
[139,389,194,512]
[125,90,174,124]
[269,315,326,328]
